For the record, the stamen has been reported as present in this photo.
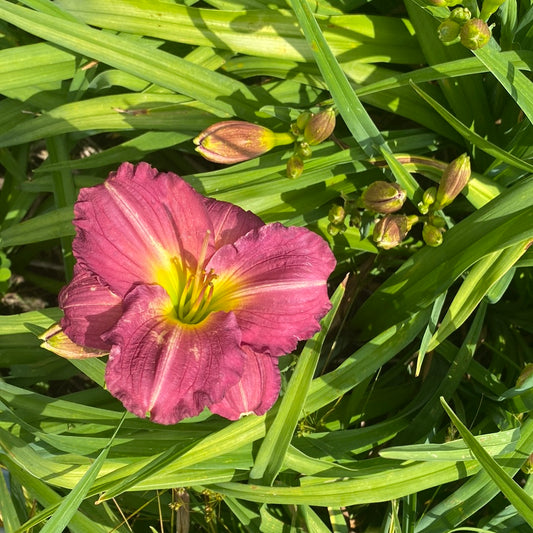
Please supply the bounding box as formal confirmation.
[167,234,220,324]
[195,283,214,318]
[181,283,210,323]
[178,276,194,316]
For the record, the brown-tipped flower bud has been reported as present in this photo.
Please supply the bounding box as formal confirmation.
[422,223,444,247]
[460,18,491,49]
[438,19,461,43]
[303,108,336,145]
[286,154,304,179]
[194,120,294,164]
[434,153,471,209]
[328,204,346,225]
[361,181,407,214]
[373,214,412,250]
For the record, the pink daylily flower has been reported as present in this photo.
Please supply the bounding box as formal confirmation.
[53,162,336,425]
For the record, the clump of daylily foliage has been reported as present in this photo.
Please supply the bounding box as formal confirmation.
[429,0,507,49]
[327,153,471,249]
[42,163,335,424]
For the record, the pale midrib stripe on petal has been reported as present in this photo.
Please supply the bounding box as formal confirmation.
[230,279,325,298]
[147,319,181,413]
[105,181,171,269]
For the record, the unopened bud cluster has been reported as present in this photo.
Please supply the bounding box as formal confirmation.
[417,153,471,247]
[193,107,336,180]
[431,1,492,50]
[328,153,471,250]
[286,107,336,179]
[327,181,413,249]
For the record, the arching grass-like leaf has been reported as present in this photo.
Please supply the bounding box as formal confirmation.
[441,399,533,528]
[249,280,345,485]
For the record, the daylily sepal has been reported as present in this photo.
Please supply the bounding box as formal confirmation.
[39,323,108,359]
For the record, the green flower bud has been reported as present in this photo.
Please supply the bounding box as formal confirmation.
[296,111,312,131]
[296,141,313,158]
[480,0,507,21]
[349,210,362,228]
[286,154,304,179]
[194,120,294,164]
[429,214,446,228]
[303,108,336,145]
[522,454,533,475]
[434,153,471,209]
[449,7,471,24]
[423,186,437,206]
[418,186,437,214]
[328,204,346,225]
[327,222,347,236]
[373,214,411,250]
[438,19,461,43]
[290,122,300,137]
[422,223,444,247]
[361,181,407,214]
[460,18,491,50]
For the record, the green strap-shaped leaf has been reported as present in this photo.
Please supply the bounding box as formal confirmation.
[0,93,216,149]
[0,466,21,532]
[249,279,346,485]
[2,457,120,533]
[441,399,533,527]
[427,240,530,351]
[0,42,76,92]
[356,50,533,97]
[0,0,259,119]
[287,0,386,157]
[410,81,533,174]
[53,0,422,65]
[0,206,75,248]
[211,459,482,506]
[475,44,533,126]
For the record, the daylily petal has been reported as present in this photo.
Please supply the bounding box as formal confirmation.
[203,197,264,249]
[209,346,281,419]
[104,284,245,425]
[207,223,336,356]
[59,266,122,351]
[73,162,214,296]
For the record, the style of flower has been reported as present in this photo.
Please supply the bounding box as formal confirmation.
[45,163,336,425]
